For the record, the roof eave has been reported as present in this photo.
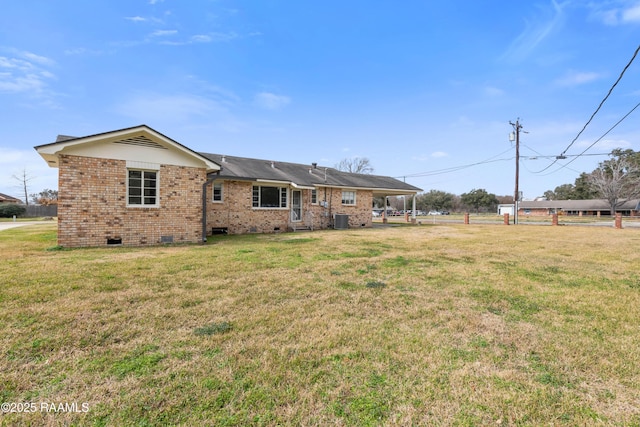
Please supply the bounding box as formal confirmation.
[35,125,221,171]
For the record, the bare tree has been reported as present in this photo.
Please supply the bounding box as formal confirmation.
[588,156,640,214]
[12,169,35,206]
[335,157,374,174]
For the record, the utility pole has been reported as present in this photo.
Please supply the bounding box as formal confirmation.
[509,119,524,224]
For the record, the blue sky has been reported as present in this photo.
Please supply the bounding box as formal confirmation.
[2,0,640,201]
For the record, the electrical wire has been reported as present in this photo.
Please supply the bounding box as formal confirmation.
[537,100,640,176]
[530,44,640,174]
[559,43,640,157]
[397,147,514,179]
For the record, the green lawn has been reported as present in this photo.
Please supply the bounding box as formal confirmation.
[1,223,639,426]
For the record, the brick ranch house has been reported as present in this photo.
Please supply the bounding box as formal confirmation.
[35,125,421,247]
[518,199,640,217]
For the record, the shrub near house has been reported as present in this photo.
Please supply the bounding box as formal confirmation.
[0,204,26,218]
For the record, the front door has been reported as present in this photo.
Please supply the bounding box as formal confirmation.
[291,190,302,222]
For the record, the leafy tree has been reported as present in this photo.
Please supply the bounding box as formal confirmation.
[335,157,374,174]
[0,204,26,218]
[30,189,58,205]
[588,154,640,214]
[546,183,576,200]
[460,188,499,213]
[417,190,454,212]
[573,172,599,199]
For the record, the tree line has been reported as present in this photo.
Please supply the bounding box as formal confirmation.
[380,189,510,214]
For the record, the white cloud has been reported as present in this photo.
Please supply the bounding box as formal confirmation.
[21,51,54,66]
[623,4,640,22]
[411,152,448,161]
[253,92,291,110]
[0,147,30,164]
[64,47,104,56]
[590,2,640,25]
[126,16,147,22]
[114,93,229,124]
[191,35,212,43]
[577,138,631,150]
[151,29,178,37]
[0,50,56,97]
[555,71,601,86]
[501,0,565,62]
[484,86,504,97]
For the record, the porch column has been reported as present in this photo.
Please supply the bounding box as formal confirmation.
[411,195,417,223]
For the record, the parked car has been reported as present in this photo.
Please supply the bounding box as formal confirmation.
[372,210,381,217]
[428,210,441,215]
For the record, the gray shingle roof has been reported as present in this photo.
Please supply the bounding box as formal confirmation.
[199,153,422,194]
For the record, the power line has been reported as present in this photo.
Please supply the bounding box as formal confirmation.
[531,44,640,174]
[520,151,610,160]
[559,43,640,157]
[397,147,514,179]
[538,100,640,176]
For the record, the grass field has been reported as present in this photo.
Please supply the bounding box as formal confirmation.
[1,223,639,426]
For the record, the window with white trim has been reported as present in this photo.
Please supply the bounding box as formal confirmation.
[341,190,356,205]
[213,182,223,202]
[128,169,158,206]
[252,185,288,208]
[311,189,317,204]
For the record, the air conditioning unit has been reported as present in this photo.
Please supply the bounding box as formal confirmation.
[334,214,349,229]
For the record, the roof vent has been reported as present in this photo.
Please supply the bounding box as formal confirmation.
[270,161,275,168]
[221,155,226,163]
[312,162,318,169]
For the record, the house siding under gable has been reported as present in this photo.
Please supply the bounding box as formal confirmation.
[58,154,206,247]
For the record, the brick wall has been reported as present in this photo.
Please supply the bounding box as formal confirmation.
[323,187,373,228]
[58,154,206,247]
[206,180,373,234]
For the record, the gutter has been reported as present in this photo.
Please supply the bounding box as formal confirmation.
[202,171,220,243]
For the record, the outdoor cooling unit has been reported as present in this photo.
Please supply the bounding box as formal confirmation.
[334,214,349,229]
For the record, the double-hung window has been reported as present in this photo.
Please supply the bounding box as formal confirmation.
[341,190,356,206]
[128,170,158,207]
[213,182,223,202]
[311,189,317,204]
[252,185,287,208]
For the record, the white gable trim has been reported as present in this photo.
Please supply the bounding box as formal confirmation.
[36,125,220,172]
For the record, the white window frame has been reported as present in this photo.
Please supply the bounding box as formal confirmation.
[127,169,159,208]
[252,185,288,209]
[212,182,223,203]
[341,190,356,206]
[311,188,317,204]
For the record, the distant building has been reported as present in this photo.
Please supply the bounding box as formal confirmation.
[497,204,514,216]
[518,199,640,217]
[0,193,22,204]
